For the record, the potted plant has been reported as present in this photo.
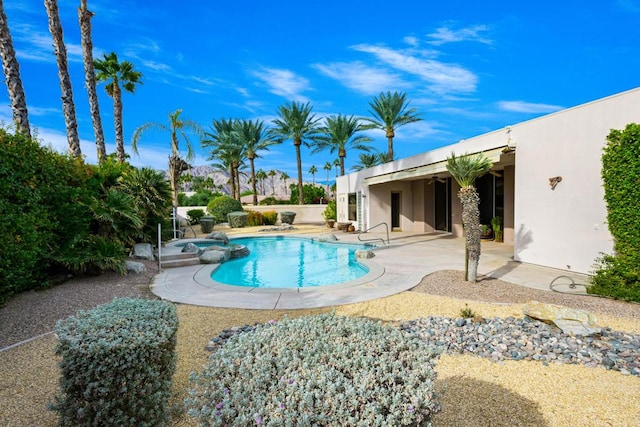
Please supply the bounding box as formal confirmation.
[322,200,337,228]
[481,224,493,239]
[491,216,503,242]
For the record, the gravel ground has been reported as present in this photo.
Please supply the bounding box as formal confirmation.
[0,263,638,426]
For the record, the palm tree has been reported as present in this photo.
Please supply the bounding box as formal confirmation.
[314,114,372,176]
[333,158,340,177]
[44,0,81,158]
[0,0,31,137]
[202,118,244,200]
[95,52,142,163]
[269,101,322,204]
[352,153,382,171]
[280,172,289,195]
[323,161,332,195]
[268,169,277,195]
[309,165,317,185]
[446,152,493,282]
[364,91,421,162]
[78,0,105,163]
[132,110,203,233]
[233,119,278,205]
[256,169,267,195]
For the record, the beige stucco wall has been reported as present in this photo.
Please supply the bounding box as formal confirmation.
[338,87,640,275]
[512,88,640,273]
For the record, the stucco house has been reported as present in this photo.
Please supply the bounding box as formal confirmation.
[336,87,640,275]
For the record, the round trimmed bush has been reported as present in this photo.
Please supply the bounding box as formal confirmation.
[187,313,439,426]
[206,196,243,223]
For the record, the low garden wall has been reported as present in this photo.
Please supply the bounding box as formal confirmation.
[177,204,326,224]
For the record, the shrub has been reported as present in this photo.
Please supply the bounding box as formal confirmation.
[259,196,288,205]
[459,304,476,319]
[227,211,248,228]
[590,123,640,301]
[0,129,91,303]
[590,254,640,301]
[322,200,337,221]
[187,209,205,224]
[207,196,243,223]
[245,209,264,226]
[289,183,326,204]
[187,313,439,426]
[262,210,278,225]
[51,298,178,426]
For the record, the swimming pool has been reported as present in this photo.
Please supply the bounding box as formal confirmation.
[210,236,371,288]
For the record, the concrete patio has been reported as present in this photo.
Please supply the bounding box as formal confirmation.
[151,230,590,309]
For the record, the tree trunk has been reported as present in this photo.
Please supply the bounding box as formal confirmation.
[44,0,81,158]
[386,129,395,162]
[250,158,257,205]
[294,138,303,204]
[112,82,125,162]
[0,0,31,137]
[78,1,105,162]
[229,165,236,200]
[458,186,481,282]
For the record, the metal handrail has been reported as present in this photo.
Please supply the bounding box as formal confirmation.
[358,222,390,246]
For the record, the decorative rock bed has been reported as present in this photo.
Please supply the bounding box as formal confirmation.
[205,316,640,376]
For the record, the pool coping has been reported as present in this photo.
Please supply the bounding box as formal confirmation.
[152,231,590,309]
[169,235,384,293]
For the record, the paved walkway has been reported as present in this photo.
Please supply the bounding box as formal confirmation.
[151,229,589,309]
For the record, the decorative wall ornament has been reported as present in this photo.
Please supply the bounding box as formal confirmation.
[549,176,563,190]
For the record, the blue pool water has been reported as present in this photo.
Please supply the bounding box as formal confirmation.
[210,237,370,288]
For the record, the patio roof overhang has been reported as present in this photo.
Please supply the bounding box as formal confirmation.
[363,146,509,186]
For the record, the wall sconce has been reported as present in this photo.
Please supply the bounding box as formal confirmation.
[549,176,562,190]
[361,194,367,198]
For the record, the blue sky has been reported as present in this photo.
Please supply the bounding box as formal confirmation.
[2,0,639,182]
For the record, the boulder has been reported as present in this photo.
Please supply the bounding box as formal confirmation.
[356,249,375,259]
[523,301,601,336]
[203,245,231,261]
[125,260,147,274]
[317,233,338,242]
[181,242,203,256]
[131,243,154,261]
[205,232,229,244]
[199,250,228,264]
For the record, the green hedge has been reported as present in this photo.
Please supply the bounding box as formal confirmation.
[0,130,90,303]
[206,196,243,223]
[51,298,178,426]
[590,123,640,301]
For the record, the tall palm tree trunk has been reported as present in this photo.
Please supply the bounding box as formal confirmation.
[228,165,236,200]
[250,158,257,205]
[459,186,482,282]
[294,139,303,204]
[0,0,31,137]
[78,0,105,162]
[386,130,395,162]
[234,164,241,200]
[111,83,125,162]
[44,0,81,158]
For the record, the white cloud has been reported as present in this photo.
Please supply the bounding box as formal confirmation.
[426,24,493,46]
[497,100,564,114]
[403,36,419,47]
[352,44,478,94]
[12,24,85,63]
[251,67,311,102]
[313,61,407,95]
